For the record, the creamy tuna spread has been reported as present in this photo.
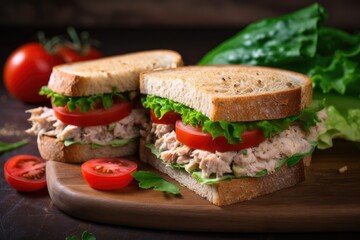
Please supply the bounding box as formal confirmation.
[144,110,327,179]
[26,107,147,145]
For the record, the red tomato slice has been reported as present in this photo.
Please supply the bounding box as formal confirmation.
[175,120,265,152]
[4,155,47,192]
[81,158,138,190]
[150,109,181,124]
[57,47,103,63]
[52,99,132,126]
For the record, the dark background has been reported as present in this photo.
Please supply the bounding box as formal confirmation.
[1,0,360,239]
[1,0,360,67]
[1,0,360,29]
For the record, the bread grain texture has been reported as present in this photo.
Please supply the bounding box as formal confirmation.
[48,50,183,96]
[139,140,307,206]
[140,65,312,121]
[38,135,138,163]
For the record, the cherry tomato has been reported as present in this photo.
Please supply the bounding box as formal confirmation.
[52,99,132,126]
[150,110,181,124]
[4,155,47,192]
[175,120,265,152]
[3,43,65,103]
[57,47,103,63]
[81,158,138,190]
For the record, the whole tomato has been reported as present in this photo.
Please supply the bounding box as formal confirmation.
[3,43,65,103]
[57,46,103,63]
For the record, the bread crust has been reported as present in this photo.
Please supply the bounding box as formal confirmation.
[38,135,138,163]
[139,139,307,206]
[140,65,312,121]
[49,50,183,96]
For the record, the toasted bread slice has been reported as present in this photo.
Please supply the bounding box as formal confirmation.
[140,65,312,121]
[48,50,183,96]
[38,135,138,163]
[139,139,307,206]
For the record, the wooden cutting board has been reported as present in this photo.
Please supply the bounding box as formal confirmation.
[46,141,360,232]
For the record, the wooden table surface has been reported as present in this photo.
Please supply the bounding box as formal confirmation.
[0,27,359,239]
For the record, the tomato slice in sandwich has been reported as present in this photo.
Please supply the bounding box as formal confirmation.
[53,99,132,127]
[81,158,138,190]
[150,109,181,124]
[175,120,265,152]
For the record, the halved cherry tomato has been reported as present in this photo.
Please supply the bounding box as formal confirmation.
[56,46,103,63]
[150,109,181,124]
[52,99,132,126]
[175,120,265,152]
[4,155,47,192]
[81,158,138,190]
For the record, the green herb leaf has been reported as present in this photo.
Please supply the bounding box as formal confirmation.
[132,171,181,195]
[39,86,131,112]
[65,230,95,240]
[65,236,79,240]
[81,231,96,240]
[0,140,28,154]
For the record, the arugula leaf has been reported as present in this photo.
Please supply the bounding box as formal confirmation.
[131,171,180,195]
[39,86,131,112]
[0,140,28,154]
[143,95,323,144]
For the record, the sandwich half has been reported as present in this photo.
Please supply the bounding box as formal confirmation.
[26,50,183,163]
[139,65,326,206]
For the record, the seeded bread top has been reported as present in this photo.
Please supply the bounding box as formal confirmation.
[48,50,183,96]
[140,65,312,121]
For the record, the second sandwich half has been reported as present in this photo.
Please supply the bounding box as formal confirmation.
[140,65,327,206]
[26,50,183,163]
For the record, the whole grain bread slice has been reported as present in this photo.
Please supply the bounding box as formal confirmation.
[139,139,307,206]
[140,65,312,121]
[48,50,183,97]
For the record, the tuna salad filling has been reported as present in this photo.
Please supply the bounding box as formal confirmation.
[142,110,327,181]
[26,107,147,147]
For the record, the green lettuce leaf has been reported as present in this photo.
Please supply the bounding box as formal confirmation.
[143,95,323,144]
[144,143,161,158]
[39,86,131,112]
[199,3,326,66]
[318,106,360,149]
[63,138,136,148]
[131,171,180,195]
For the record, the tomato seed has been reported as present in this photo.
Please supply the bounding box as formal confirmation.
[94,165,103,170]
